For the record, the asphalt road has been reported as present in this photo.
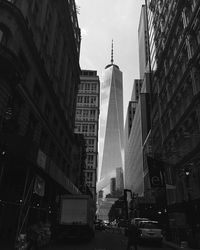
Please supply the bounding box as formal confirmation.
[44,230,173,250]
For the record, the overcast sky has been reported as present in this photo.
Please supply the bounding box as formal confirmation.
[76,0,145,116]
[75,0,145,190]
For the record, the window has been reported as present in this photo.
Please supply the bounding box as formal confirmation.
[79,84,83,91]
[83,110,88,117]
[87,139,94,146]
[87,154,94,163]
[32,0,39,19]
[85,83,90,91]
[77,96,82,103]
[84,96,89,104]
[75,124,81,132]
[40,130,47,151]
[90,96,96,105]
[56,150,61,165]
[19,49,30,72]
[59,128,63,138]
[91,84,96,92]
[49,142,55,158]
[33,81,42,104]
[76,109,81,115]
[86,172,93,182]
[0,30,3,42]
[90,110,95,116]
[89,124,95,133]
[44,103,51,120]
[62,159,66,172]
[45,5,52,26]
[26,114,37,140]
[53,117,58,130]
[82,125,88,133]
[0,29,8,46]
[64,138,68,150]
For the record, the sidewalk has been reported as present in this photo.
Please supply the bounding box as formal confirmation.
[163,239,199,250]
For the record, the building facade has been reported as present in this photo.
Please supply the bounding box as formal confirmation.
[0,0,81,247]
[138,4,149,79]
[131,79,143,101]
[124,92,145,196]
[110,177,116,195]
[125,100,138,138]
[116,167,124,193]
[75,69,100,199]
[146,0,200,247]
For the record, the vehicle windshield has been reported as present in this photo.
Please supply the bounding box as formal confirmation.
[140,222,161,229]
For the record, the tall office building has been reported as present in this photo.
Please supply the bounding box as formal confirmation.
[75,70,100,199]
[124,4,151,196]
[131,79,143,101]
[116,167,124,193]
[98,190,104,199]
[125,101,138,138]
[99,42,124,190]
[138,5,149,79]
[110,177,116,195]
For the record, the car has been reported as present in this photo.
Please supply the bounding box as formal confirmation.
[132,217,149,227]
[95,220,105,231]
[138,220,163,244]
[118,219,130,228]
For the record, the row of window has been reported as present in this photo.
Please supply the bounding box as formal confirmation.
[78,82,98,92]
[75,123,97,134]
[85,172,94,182]
[77,95,98,105]
[87,154,94,162]
[76,109,96,117]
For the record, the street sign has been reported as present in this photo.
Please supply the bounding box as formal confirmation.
[147,157,165,188]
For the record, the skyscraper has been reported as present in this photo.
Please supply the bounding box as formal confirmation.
[116,167,124,193]
[99,41,124,190]
[138,4,149,79]
[110,177,116,195]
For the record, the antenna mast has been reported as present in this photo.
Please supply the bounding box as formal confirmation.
[111,39,114,64]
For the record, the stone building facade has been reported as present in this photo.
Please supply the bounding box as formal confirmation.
[75,70,100,200]
[146,0,200,247]
[0,0,82,247]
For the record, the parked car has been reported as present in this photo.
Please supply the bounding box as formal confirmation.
[118,219,130,228]
[132,217,149,227]
[95,220,105,231]
[138,220,163,245]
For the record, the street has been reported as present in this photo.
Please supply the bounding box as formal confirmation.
[44,230,173,250]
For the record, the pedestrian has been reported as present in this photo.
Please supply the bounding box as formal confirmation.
[126,219,140,250]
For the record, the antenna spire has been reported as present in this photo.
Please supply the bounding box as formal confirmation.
[111,39,114,64]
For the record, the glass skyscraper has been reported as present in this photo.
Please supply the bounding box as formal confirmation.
[99,49,124,190]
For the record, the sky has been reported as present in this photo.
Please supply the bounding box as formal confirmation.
[76,0,144,116]
[75,0,145,191]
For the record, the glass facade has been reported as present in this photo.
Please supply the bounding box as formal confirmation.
[99,64,124,190]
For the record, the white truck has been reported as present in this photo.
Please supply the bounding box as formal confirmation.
[56,194,95,240]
